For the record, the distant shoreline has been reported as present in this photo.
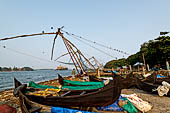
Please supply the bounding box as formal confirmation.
[0,67,34,72]
[0,70,34,72]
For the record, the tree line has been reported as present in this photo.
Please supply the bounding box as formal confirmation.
[105,35,170,69]
[0,67,34,71]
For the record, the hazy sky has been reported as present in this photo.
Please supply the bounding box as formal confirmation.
[0,0,170,69]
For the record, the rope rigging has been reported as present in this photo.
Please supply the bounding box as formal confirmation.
[56,61,74,65]
[0,28,95,75]
[58,31,95,74]
[0,27,130,75]
[0,45,56,64]
[64,32,118,59]
[61,29,129,55]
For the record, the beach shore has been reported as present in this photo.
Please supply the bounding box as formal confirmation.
[1,82,170,113]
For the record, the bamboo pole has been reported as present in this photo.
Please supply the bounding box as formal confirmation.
[51,33,59,60]
[62,38,80,75]
[65,39,85,74]
[59,32,85,74]
[65,40,85,72]
[60,35,95,69]
[0,32,57,41]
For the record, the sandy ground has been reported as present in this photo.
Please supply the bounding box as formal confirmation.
[1,82,170,112]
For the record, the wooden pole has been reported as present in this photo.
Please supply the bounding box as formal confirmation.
[147,64,150,71]
[142,65,145,75]
[0,32,57,41]
[61,35,95,69]
[166,60,170,76]
[51,33,59,60]
[66,40,85,73]
[59,32,86,74]
[129,65,132,72]
[98,68,100,77]
[62,38,80,75]
[142,53,146,71]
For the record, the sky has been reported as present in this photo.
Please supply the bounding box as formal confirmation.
[0,0,170,69]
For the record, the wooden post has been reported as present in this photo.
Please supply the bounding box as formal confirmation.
[97,68,100,77]
[62,39,80,75]
[147,64,150,71]
[129,65,132,72]
[166,60,170,76]
[142,65,145,75]
[142,53,146,71]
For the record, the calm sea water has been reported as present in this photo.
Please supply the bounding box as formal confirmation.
[0,69,72,91]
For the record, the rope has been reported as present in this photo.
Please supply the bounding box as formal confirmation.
[63,32,117,59]
[0,45,56,64]
[61,29,129,55]
[56,61,74,65]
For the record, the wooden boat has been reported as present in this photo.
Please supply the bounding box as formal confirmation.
[144,72,170,84]
[86,71,137,89]
[58,74,104,87]
[120,72,169,96]
[14,77,100,94]
[58,74,65,86]
[135,77,158,93]
[89,75,103,82]
[130,75,170,97]
[120,72,138,89]
[117,72,159,93]
[14,77,22,89]
[56,65,68,70]
[14,75,122,107]
[18,91,42,113]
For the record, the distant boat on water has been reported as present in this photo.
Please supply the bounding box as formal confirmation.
[56,65,68,70]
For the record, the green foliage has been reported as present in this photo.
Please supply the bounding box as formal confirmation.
[0,66,34,71]
[160,32,169,35]
[1,67,12,71]
[21,67,34,71]
[13,66,19,71]
[105,58,128,68]
[105,36,170,69]
[140,36,170,67]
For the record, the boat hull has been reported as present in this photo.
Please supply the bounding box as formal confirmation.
[15,76,121,107]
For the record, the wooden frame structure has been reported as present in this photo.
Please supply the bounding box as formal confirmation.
[0,27,95,75]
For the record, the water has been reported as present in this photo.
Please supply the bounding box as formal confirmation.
[0,69,72,91]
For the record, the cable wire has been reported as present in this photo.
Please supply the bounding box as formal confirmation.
[61,29,129,55]
[0,45,56,64]
[64,34,117,59]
